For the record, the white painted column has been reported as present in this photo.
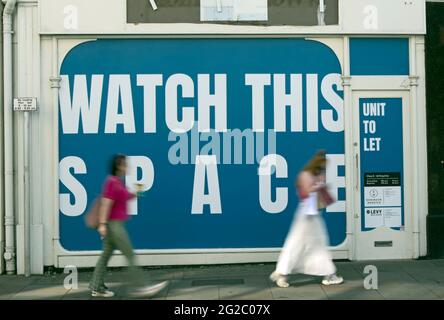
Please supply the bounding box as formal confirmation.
[0,0,5,275]
[342,36,355,261]
[15,2,43,275]
[409,36,422,259]
[413,36,428,257]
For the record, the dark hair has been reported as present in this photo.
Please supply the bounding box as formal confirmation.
[303,150,327,176]
[110,154,126,176]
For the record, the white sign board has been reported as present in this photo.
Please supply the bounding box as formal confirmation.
[201,0,268,22]
[383,207,402,228]
[364,186,402,207]
[13,98,38,111]
[364,208,384,228]
[363,172,403,229]
[364,207,402,229]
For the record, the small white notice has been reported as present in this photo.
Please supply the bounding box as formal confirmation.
[364,207,402,229]
[13,97,38,111]
[364,186,401,207]
[201,0,268,22]
[382,187,402,207]
[364,208,384,228]
[363,172,403,230]
[383,207,402,228]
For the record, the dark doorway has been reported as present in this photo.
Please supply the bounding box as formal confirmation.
[426,1,444,258]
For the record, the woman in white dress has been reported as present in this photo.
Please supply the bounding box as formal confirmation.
[270,151,344,288]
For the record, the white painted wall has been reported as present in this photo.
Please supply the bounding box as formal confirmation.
[38,0,426,35]
[341,0,426,34]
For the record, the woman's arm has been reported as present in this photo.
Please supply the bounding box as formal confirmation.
[298,171,320,195]
[127,184,144,200]
[97,198,113,237]
[99,198,113,224]
[127,192,137,200]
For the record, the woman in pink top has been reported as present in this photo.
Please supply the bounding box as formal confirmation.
[89,154,168,298]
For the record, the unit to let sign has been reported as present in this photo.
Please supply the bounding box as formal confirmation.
[362,102,385,152]
[13,97,38,111]
[359,98,405,231]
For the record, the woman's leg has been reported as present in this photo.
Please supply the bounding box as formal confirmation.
[108,221,145,287]
[271,213,308,288]
[309,216,337,276]
[308,216,343,285]
[274,213,307,276]
[89,234,115,291]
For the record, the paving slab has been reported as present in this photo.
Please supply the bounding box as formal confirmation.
[62,287,93,300]
[270,283,327,300]
[145,269,184,281]
[377,283,440,300]
[10,284,68,300]
[2,259,444,300]
[167,280,219,300]
[432,260,444,268]
[322,287,385,300]
[219,277,273,300]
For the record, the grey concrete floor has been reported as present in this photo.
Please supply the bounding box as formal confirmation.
[1,259,443,300]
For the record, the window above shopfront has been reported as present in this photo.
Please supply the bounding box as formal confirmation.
[126,0,339,26]
[37,0,426,35]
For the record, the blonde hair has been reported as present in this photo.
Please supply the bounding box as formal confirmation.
[303,150,327,176]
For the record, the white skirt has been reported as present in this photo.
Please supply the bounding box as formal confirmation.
[275,206,336,277]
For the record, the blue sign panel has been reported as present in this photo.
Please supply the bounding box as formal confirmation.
[58,39,346,251]
[359,98,404,231]
[350,38,410,76]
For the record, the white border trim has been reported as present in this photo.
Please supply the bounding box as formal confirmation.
[351,90,416,260]
[36,0,427,36]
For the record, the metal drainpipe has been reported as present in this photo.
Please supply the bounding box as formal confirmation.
[317,0,326,26]
[3,0,17,275]
[24,109,29,276]
[0,1,4,275]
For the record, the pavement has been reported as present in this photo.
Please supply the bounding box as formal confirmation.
[1,259,444,300]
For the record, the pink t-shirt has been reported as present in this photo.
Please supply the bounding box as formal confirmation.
[102,175,135,221]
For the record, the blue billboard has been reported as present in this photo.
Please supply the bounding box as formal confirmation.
[58,39,346,251]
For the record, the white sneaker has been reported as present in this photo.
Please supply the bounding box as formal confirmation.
[276,277,290,288]
[128,281,170,298]
[91,289,115,298]
[269,271,280,282]
[322,274,344,286]
[270,272,290,288]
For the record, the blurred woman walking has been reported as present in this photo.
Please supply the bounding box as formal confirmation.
[270,150,344,288]
[89,154,168,298]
